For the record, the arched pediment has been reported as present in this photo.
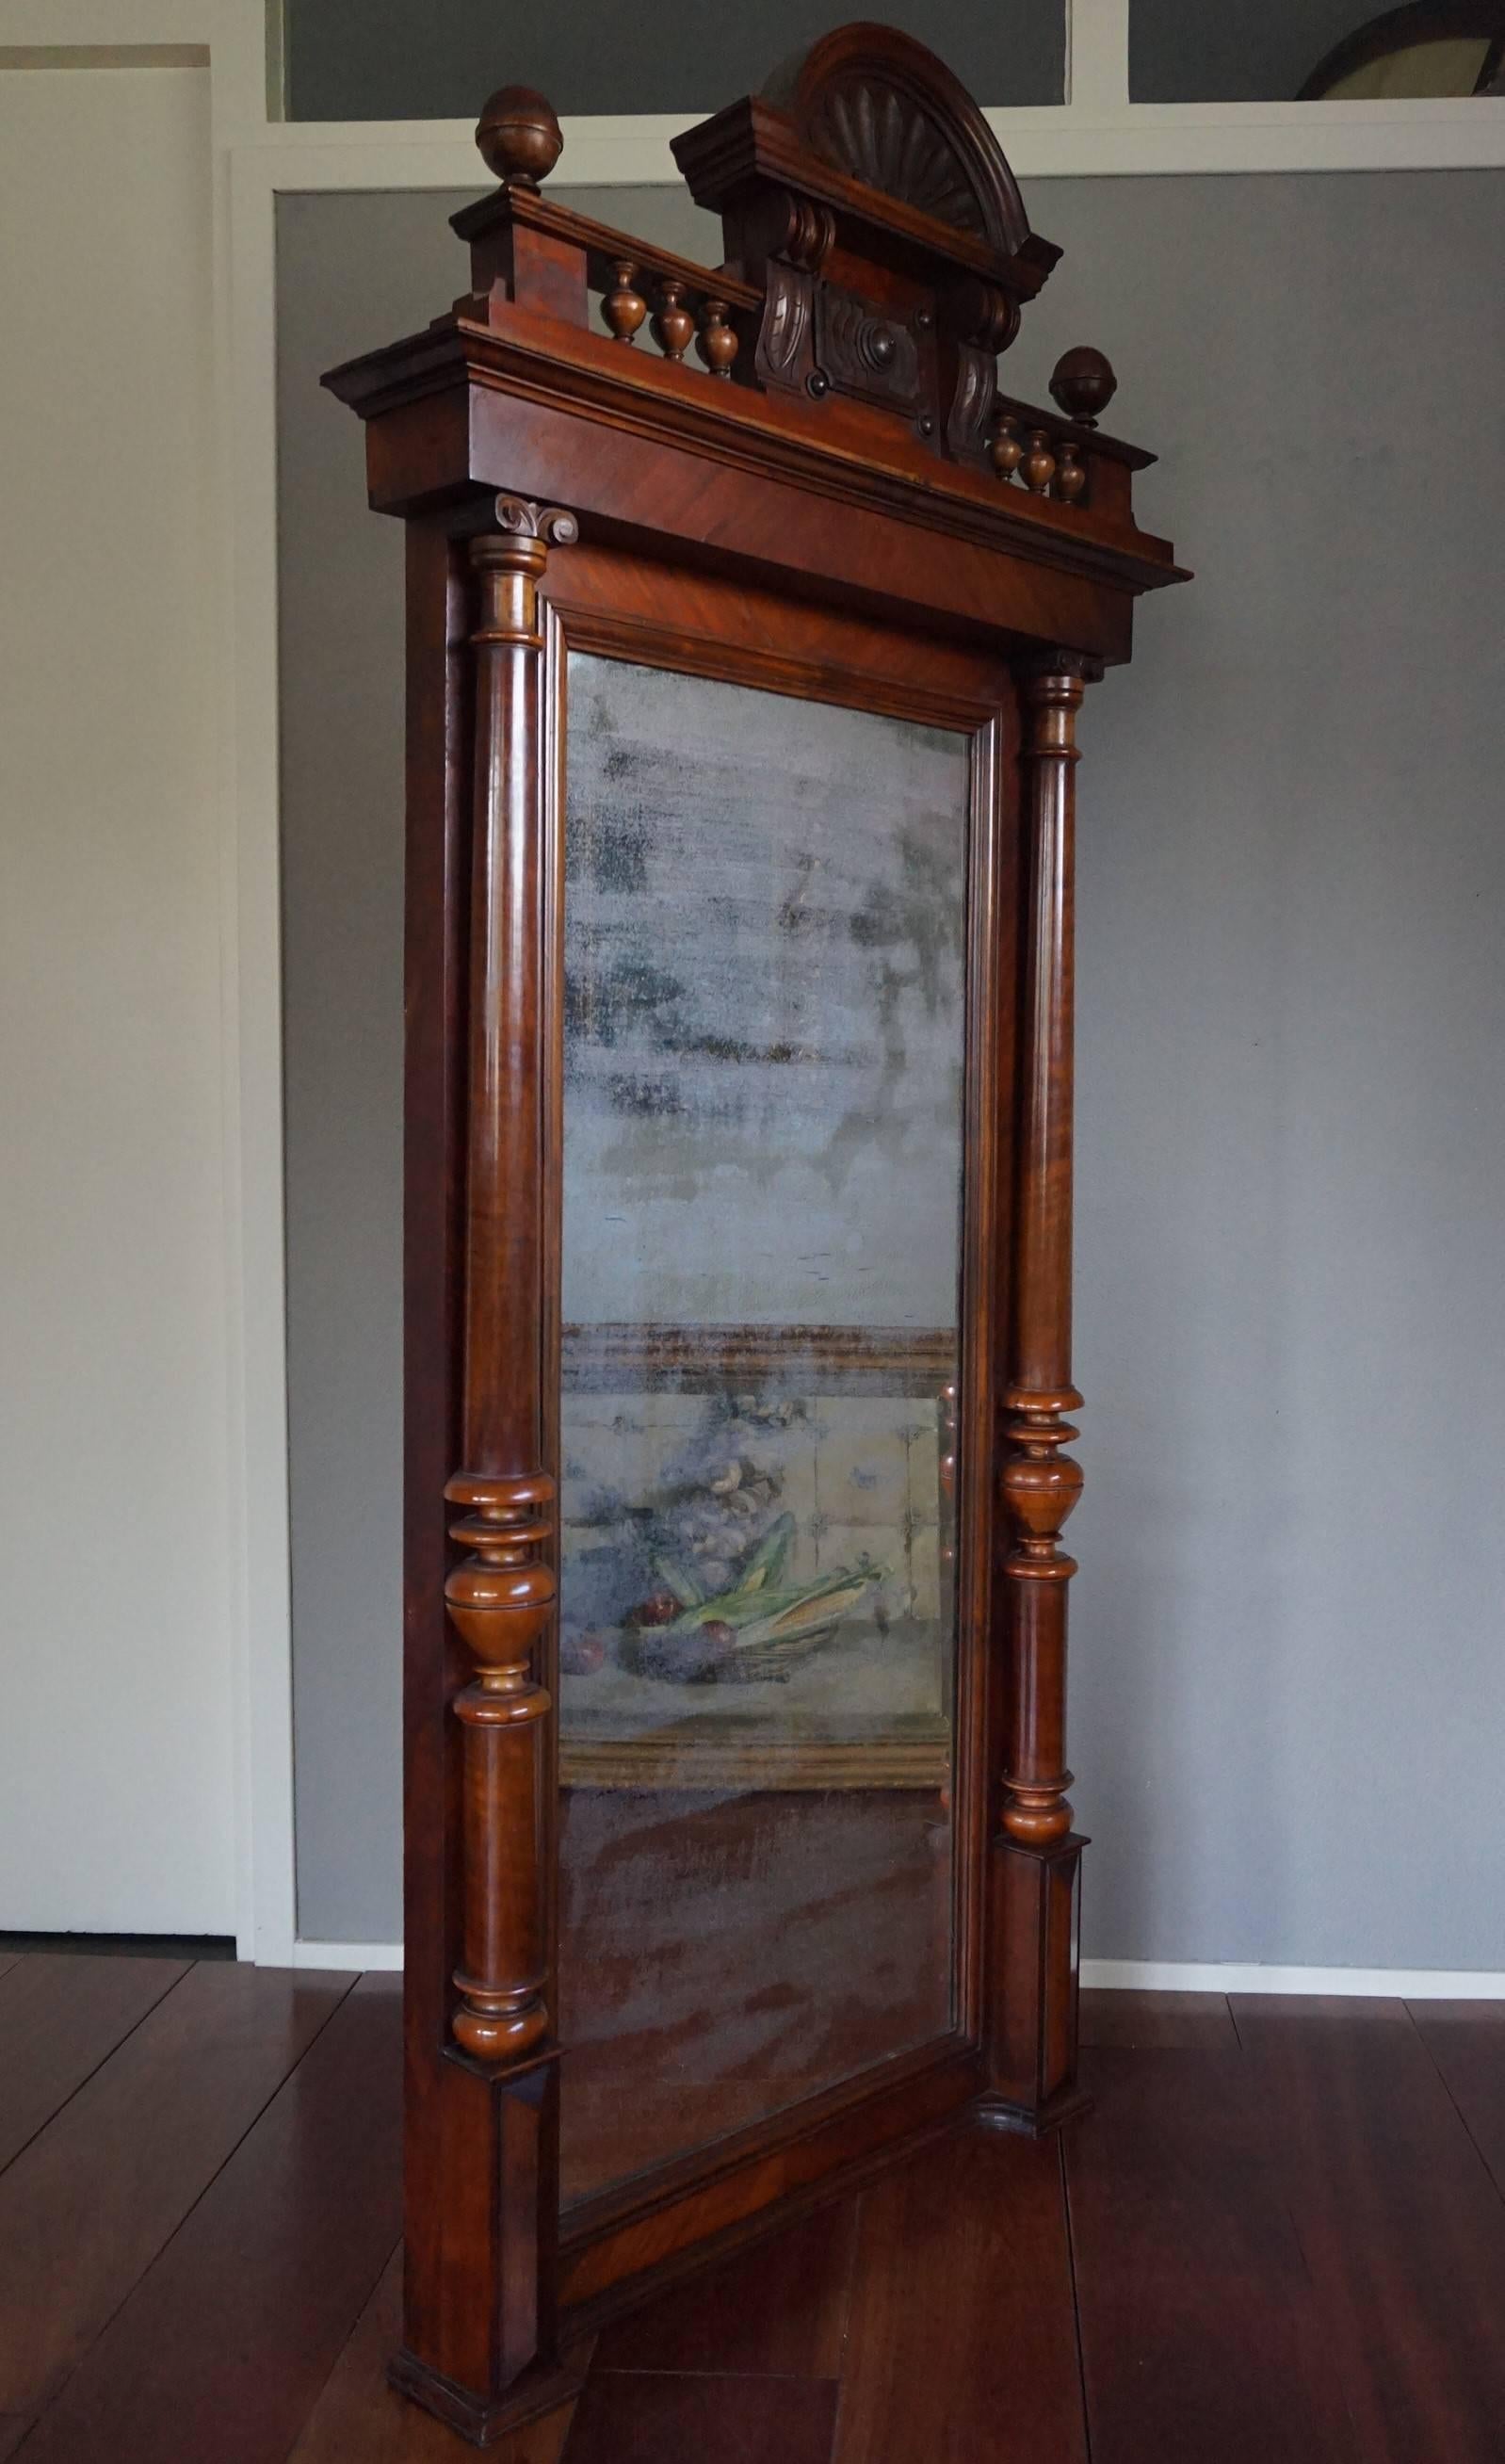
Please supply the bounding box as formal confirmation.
[762,23,1031,258]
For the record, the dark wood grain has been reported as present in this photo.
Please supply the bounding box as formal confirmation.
[565,2370,840,2464]
[833,2125,1086,2462]
[591,2200,856,2377]
[0,1952,187,2172]
[1068,2046,1353,2462]
[1409,2001,1505,2196]
[0,1960,348,2421]
[13,1974,401,2464]
[1079,1987,1238,2050]
[291,2245,582,2464]
[1238,2001,1505,2461]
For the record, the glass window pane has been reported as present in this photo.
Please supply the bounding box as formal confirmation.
[286,0,1065,120]
[557,653,968,2206]
[1127,0,1490,102]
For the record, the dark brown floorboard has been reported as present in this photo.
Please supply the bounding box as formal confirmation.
[832,2124,1087,2464]
[1408,2001,1505,2197]
[1234,1997,1505,2462]
[1079,1987,1237,2050]
[5,1970,1499,2459]
[0,1960,348,2422]
[0,1953,187,2172]
[13,1973,402,2464]
[1068,2045,1354,2462]
[565,2371,840,2463]
[1228,1991,1413,2047]
[290,2245,582,2464]
[591,2199,857,2377]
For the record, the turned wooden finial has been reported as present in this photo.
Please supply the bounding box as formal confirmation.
[1049,345,1117,429]
[476,84,563,186]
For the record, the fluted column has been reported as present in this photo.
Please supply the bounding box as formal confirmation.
[446,495,575,2064]
[1001,658,1090,1850]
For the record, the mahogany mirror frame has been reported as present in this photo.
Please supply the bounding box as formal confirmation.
[325,24,1187,2443]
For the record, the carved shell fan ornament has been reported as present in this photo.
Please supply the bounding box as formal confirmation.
[815,77,989,232]
[761,21,1034,259]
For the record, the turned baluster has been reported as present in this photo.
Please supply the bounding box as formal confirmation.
[652,277,695,363]
[445,1473,555,2058]
[989,412,1023,483]
[695,296,738,378]
[1056,442,1086,504]
[1022,428,1057,495]
[602,259,647,343]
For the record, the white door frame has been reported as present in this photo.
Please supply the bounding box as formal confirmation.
[13,0,1503,1967]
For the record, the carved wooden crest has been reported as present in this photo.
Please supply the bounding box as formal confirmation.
[673,23,1060,462]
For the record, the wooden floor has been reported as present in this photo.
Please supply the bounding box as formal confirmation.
[2,1950,1504,2459]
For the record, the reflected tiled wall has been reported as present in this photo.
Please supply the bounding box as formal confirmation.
[561,1391,944,1636]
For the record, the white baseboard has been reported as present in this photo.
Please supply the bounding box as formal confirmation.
[284,1942,1503,1999]
[1082,1958,1505,1999]
[291,1939,403,1971]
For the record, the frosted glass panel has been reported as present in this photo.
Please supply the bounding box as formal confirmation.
[557,654,969,2204]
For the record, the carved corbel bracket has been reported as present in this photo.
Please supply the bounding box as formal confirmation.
[940,276,1021,467]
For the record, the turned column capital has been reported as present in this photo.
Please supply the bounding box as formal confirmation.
[469,498,577,649]
[1016,644,1105,689]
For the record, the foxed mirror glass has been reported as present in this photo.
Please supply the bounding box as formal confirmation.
[558,651,970,2204]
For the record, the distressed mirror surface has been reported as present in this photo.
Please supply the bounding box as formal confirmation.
[558,651,970,2204]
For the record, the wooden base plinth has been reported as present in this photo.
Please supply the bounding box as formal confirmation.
[393,2050,563,2443]
[986,1830,1088,2121]
[389,2343,587,2448]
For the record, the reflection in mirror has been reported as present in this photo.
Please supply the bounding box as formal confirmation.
[558,654,969,2205]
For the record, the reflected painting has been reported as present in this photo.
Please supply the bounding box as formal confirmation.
[558,652,969,2204]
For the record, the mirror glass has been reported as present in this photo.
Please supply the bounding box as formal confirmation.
[558,651,969,2205]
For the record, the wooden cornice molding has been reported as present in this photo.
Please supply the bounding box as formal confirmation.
[324,304,1186,610]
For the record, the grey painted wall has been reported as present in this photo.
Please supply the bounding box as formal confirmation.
[279,171,1505,1961]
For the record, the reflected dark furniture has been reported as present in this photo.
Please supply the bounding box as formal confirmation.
[1299,2,1505,94]
[325,23,1187,2445]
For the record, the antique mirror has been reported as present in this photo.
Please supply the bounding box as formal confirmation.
[326,24,1186,2442]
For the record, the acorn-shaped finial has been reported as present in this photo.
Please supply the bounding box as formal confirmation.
[1049,345,1117,430]
[476,85,563,187]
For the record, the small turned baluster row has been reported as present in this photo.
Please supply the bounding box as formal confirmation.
[601,260,737,377]
[987,345,1117,509]
[988,414,1087,505]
